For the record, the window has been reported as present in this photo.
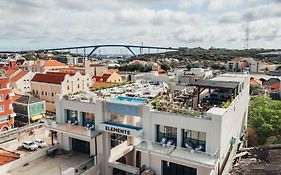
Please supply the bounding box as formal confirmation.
[67,86,70,90]
[66,109,78,123]
[41,91,44,95]
[45,92,47,95]
[0,105,4,112]
[36,90,38,94]
[7,83,11,88]
[77,78,79,81]
[0,94,3,101]
[52,93,54,97]
[81,112,95,127]
[156,125,177,146]
[111,133,127,148]
[182,129,206,152]
[162,160,197,175]
[0,115,9,122]
[77,84,80,89]
[0,84,2,89]
[9,104,13,110]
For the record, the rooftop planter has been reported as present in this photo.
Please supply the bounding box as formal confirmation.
[151,96,200,117]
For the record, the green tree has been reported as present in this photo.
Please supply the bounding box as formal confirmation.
[160,63,170,71]
[248,96,281,145]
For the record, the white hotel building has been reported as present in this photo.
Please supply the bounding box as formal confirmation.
[47,74,249,175]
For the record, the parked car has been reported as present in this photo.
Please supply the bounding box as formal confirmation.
[34,139,47,148]
[22,141,38,151]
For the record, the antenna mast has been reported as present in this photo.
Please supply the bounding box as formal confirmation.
[245,18,250,50]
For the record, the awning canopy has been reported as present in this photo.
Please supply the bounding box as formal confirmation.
[31,114,43,121]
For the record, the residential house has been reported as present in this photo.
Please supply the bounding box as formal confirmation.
[0,74,16,131]
[10,70,35,94]
[31,71,92,112]
[22,60,68,73]
[13,95,45,125]
[85,60,108,77]
[93,72,122,83]
[226,57,261,72]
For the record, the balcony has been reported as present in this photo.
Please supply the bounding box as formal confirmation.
[135,140,218,168]
[46,121,101,139]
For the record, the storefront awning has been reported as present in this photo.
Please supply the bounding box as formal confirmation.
[31,114,43,121]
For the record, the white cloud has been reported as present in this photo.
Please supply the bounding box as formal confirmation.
[0,0,280,50]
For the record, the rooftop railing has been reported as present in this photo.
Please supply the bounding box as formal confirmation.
[75,156,96,175]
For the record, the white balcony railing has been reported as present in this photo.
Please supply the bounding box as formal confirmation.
[135,140,219,168]
[45,121,101,139]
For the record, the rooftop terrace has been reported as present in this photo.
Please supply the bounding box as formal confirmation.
[62,74,247,118]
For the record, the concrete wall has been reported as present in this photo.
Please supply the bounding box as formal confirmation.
[13,71,35,94]
[61,72,92,95]
[140,152,212,175]
[0,145,59,174]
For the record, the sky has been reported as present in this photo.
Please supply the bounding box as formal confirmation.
[0,0,281,52]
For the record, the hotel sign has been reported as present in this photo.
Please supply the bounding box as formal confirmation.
[100,123,143,137]
[105,126,131,136]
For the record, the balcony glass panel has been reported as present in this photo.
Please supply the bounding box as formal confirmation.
[107,113,142,128]
[66,109,78,124]
[81,112,95,128]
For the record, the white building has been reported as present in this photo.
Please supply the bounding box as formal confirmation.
[10,70,35,94]
[47,74,249,175]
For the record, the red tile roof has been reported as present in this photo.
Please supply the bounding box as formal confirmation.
[93,73,111,82]
[44,60,66,67]
[250,77,262,86]
[270,82,280,91]
[11,70,29,82]
[31,72,68,84]
[0,150,20,165]
[6,68,19,76]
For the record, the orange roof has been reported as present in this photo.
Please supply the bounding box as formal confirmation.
[92,82,117,88]
[6,68,19,76]
[32,60,40,66]
[107,69,118,74]
[11,70,29,82]
[0,150,20,165]
[44,60,66,67]
[250,77,262,86]
[270,83,280,91]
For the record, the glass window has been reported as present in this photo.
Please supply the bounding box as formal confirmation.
[162,160,197,175]
[111,133,127,148]
[182,129,206,152]
[0,105,4,112]
[156,125,177,146]
[66,109,78,124]
[0,94,3,101]
[81,112,95,127]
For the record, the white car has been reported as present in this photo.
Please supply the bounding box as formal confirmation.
[23,141,38,151]
[34,139,47,148]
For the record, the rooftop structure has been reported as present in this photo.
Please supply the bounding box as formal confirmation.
[47,73,250,175]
